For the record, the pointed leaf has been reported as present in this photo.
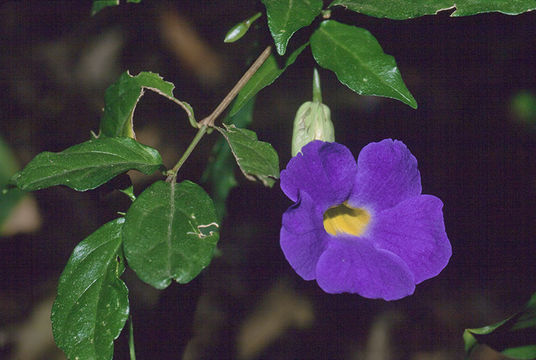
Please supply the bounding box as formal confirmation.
[214,124,279,187]
[464,292,536,359]
[262,0,323,55]
[51,218,129,360]
[230,43,308,116]
[12,137,163,192]
[201,99,255,220]
[99,71,195,138]
[329,0,536,19]
[92,0,141,16]
[311,20,417,108]
[123,180,219,289]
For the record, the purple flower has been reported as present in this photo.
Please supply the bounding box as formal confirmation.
[280,139,451,300]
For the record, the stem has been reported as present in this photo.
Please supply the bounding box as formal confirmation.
[166,46,272,180]
[166,125,208,182]
[312,68,322,103]
[199,46,272,127]
[129,314,136,360]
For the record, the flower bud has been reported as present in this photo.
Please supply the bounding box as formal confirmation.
[291,101,335,156]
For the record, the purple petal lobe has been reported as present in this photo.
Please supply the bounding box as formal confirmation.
[280,191,328,280]
[371,195,451,284]
[350,139,421,211]
[315,237,415,300]
[280,141,356,210]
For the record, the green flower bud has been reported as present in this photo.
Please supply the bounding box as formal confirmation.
[292,101,335,157]
[224,12,262,43]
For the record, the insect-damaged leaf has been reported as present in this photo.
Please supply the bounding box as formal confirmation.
[123,180,219,289]
[214,124,279,187]
[11,137,163,192]
[51,218,129,360]
[99,71,195,138]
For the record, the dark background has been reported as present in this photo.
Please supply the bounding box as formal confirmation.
[1,1,535,359]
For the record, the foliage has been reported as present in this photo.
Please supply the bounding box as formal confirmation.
[464,292,536,359]
[3,0,534,358]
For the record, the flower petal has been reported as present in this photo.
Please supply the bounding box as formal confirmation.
[280,191,328,280]
[280,141,357,210]
[315,236,415,300]
[371,195,451,284]
[350,139,421,211]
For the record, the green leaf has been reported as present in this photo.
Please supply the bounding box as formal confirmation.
[0,137,25,231]
[91,0,141,16]
[464,292,536,359]
[11,137,163,192]
[262,0,323,55]
[123,180,219,289]
[230,43,308,116]
[329,0,536,19]
[201,99,255,220]
[51,218,129,360]
[99,71,195,138]
[214,124,279,187]
[311,20,417,108]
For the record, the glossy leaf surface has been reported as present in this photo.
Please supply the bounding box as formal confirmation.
[230,43,308,116]
[464,292,536,359]
[201,99,255,220]
[99,71,195,138]
[330,0,536,19]
[123,180,219,289]
[215,124,279,187]
[12,137,163,192]
[311,20,417,108]
[92,0,141,16]
[51,218,129,360]
[262,0,322,55]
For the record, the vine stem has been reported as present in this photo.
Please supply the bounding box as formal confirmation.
[129,314,136,360]
[166,46,272,182]
[199,46,272,127]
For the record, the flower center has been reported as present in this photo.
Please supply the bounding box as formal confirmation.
[323,203,371,236]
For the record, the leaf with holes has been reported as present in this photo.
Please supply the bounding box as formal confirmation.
[11,137,163,192]
[230,43,308,116]
[262,0,322,55]
[123,180,219,289]
[329,0,536,19]
[99,71,195,138]
[51,218,129,360]
[215,124,279,187]
[201,99,255,220]
[311,20,417,108]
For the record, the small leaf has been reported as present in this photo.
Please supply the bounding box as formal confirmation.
[230,43,308,116]
[201,99,255,220]
[311,20,417,108]
[123,180,219,289]
[214,124,279,187]
[51,218,129,360]
[262,0,323,55]
[12,137,163,192]
[464,292,536,359]
[329,0,536,19]
[92,0,141,16]
[99,71,196,138]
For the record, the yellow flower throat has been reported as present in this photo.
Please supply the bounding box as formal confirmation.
[323,203,371,236]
